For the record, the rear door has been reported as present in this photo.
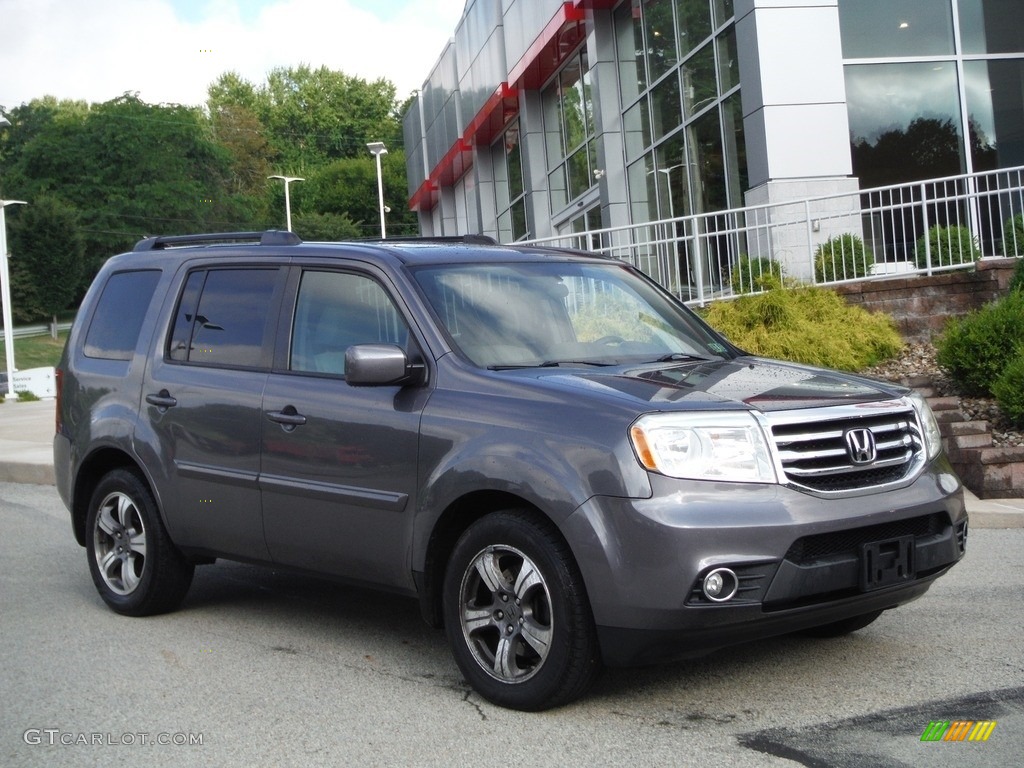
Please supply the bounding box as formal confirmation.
[139,265,285,561]
[259,265,427,589]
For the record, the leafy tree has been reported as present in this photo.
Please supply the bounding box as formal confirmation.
[305,151,418,237]
[2,94,255,286]
[208,65,401,170]
[6,197,85,329]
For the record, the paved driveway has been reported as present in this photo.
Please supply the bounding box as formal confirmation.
[2,482,1021,767]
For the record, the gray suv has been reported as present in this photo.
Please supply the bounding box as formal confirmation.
[54,231,967,710]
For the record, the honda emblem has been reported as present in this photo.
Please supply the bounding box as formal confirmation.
[845,428,877,465]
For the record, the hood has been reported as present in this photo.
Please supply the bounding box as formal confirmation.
[522,356,908,413]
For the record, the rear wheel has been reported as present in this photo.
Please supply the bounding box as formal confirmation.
[443,510,600,711]
[85,468,194,616]
[801,610,883,638]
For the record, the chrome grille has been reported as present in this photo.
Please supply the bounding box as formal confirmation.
[766,402,925,494]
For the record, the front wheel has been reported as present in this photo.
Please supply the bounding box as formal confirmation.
[443,510,600,711]
[85,468,194,616]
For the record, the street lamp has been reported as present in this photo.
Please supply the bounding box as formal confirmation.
[1,199,28,399]
[366,141,388,239]
[268,175,304,232]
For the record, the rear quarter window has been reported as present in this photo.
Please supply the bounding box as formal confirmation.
[83,270,162,360]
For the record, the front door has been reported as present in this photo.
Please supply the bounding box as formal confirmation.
[260,267,426,590]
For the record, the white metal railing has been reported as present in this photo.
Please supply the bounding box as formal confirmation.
[521,165,1024,305]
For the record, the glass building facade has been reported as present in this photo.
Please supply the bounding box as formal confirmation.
[403,0,1024,244]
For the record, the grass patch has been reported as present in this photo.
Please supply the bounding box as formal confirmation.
[0,332,69,373]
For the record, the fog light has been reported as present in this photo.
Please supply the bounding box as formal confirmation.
[702,568,738,602]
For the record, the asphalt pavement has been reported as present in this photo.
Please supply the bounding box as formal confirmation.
[4,398,1021,526]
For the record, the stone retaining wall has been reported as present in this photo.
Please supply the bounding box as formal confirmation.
[834,257,1019,341]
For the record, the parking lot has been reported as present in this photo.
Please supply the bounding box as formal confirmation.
[2,480,1022,767]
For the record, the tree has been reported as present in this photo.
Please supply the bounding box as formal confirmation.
[2,94,257,286]
[305,150,418,237]
[6,197,85,330]
[208,65,402,169]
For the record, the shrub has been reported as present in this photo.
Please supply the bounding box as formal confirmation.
[704,286,903,371]
[1009,254,1024,294]
[992,350,1024,427]
[813,234,872,283]
[730,256,783,295]
[16,390,41,402]
[914,225,981,269]
[936,291,1024,396]
[1004,213,1024,258]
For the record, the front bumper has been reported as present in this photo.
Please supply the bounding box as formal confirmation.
[564,459,967,666]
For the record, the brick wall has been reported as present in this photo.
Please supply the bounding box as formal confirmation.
[833,258,1020,341]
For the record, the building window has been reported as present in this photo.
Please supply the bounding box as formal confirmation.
[493,120,529,241]
[616,0,745,223]
[839,0,955,58]
[543,48,597,212]
[840,0,1024,187]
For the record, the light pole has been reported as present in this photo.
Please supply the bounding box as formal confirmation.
[366,141,388,239]
[1,199,28,399]
[268,175,304,232]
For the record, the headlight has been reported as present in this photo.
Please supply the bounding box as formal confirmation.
[908,391,943,460]
[630,412,778,483]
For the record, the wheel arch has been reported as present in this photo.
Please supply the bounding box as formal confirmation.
[415,490,579,629]
[70,447,148,546]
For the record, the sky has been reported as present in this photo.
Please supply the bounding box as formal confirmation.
[0,0,468,110]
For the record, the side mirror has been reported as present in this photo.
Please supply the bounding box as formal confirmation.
[345,344,415,386]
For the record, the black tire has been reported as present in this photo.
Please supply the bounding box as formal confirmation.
[85,468,194,616]
[442,509,600,711]
[801,610,884,638]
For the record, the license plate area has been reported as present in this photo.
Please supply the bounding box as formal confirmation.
[860,535,915,591]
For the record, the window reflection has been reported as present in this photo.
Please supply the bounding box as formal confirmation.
[645,0,678,81]
[846,63,964,187]
[839,0,954,58]
[677,0,712,58]
[543,49,597,211]
[964,59,1024,170]
[958,0,1024,55]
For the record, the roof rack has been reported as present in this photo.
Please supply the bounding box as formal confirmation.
[358,234,499,246]
[133,230,302,251]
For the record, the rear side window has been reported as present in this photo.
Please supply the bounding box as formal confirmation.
[167,268,280,369]
[83,270,162,360]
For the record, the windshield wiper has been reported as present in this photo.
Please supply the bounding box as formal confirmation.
[653,352,711,363]
[488,360,615,370]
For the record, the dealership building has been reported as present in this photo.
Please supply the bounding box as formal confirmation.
[402,0,1023,255]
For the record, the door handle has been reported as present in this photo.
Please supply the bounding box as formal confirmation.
[267,407,307,431]
[145,390,178,410]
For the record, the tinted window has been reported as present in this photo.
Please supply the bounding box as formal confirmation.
[83,270,161,360]
[168,268,279,369]
[290,271,409,375]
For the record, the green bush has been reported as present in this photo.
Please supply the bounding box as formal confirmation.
[1009,254,1024,294]
[1004,213,1024,258]
[914,225,981,269]
[730,256,783,295]
[936,291,1024,396]
[704,286,903,371]
[992,350,1024,427]
[813,234,872,283]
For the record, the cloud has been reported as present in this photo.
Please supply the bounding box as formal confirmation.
[0,0,464,109]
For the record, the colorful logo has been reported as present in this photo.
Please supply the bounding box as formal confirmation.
[920,720,997,742]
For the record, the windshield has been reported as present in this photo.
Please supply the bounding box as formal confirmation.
[412,261,733,369]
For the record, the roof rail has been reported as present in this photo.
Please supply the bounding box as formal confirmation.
[359,234,499,246]
[133,230,302,251]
